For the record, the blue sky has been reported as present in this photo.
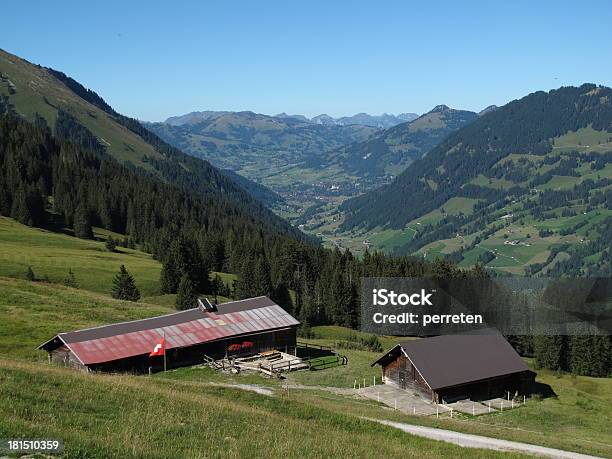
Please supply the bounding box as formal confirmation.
[2,1,611,121]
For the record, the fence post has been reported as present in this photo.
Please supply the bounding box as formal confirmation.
[472,404,475,416]
[501,401,504,412]
[450,409,453,418]
[436,406,439,418]
[523,395,526,405]
[413,406,416,415]
[488,401,491,413]
[354,379,356,390]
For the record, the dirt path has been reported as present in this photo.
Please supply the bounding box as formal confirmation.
[367,418,602,459]
[284,382,356,396]
[207,382,274,396]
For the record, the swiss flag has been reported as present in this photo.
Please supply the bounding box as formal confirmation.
[149,337,165,357]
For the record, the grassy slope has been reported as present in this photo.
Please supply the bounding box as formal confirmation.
[0,279,609,456]
[0,217,162,297]
[0,216,236,303]
[0,48,160,170]
[0,278,612,457]
[0,359,523,459]
[0,279,517,459]
[0,221,610,456]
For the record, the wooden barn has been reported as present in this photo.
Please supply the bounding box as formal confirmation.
[372,330,535,403]
[38,296,299,373]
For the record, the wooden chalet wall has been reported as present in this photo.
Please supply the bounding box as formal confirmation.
[382,353,433,399]
[49,345,86,370]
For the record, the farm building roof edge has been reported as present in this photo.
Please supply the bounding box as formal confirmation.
[38,296,299,365]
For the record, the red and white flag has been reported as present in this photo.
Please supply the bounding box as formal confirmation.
[149,337,165,357]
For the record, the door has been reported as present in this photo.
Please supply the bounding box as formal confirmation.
[398,370,408,390]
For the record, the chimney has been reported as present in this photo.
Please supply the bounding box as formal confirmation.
[197,298,217,312]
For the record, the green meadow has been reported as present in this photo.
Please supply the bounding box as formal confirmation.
[0,217,611,457]
[0,277,610,457]
[0,278,521,459]
[0,217,236,303]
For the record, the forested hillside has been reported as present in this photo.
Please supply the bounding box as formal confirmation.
[339,85,612,275]
[0,48,297,236]
[314,105,477,178]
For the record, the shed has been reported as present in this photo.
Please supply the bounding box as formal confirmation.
[38,296,299,373]
[372,330,535,403]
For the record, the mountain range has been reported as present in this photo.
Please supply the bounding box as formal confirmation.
[164,110,418,129]
[312,105,478,178]
[145,111,378,180]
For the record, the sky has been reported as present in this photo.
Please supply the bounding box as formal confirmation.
[2,1,612,121]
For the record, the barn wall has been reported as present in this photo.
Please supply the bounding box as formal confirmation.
[437,371,536,403]
[383,353,433,399]
[49,345,86,370]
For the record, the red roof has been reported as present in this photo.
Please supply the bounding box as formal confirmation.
[39,296,299,365]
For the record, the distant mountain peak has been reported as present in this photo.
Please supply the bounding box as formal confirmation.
[430,104,451,113]
[478,105,498,116]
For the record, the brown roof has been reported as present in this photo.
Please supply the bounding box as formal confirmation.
[375,330,530,390]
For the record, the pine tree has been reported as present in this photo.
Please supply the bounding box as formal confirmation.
[235,254,256,299]
[252,255,272,297]
[159,238,209,294]
[271,282,293,314]
[160,256,180,294]
[73,204,93,239]
[63,268,78,288]
[11,187,33,226]
[111,265,140,301]
[175,274,197,311]
[534,335,567,371]
[569,336,592,375]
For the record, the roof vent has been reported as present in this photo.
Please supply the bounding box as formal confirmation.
[197,297,217,312]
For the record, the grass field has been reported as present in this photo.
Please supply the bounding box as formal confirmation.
[0,278,521,459]
[287,326,406,388]
[0,216,163,296]
[0,217,236,303]
[0,278,611,457]
[0,358,525,459]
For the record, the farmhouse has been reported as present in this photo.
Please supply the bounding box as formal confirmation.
[372,330,535,403]
[38,296,299,373]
